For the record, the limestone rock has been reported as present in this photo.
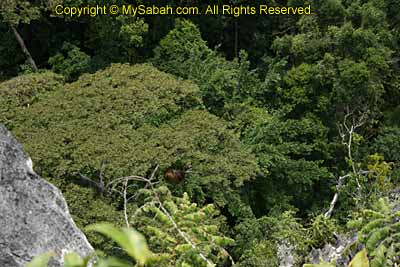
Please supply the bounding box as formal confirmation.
[306,234,358,266]
[278,240,295,267]
[0,124,93,267]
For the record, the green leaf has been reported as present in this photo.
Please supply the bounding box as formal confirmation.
[95,257,133,267]
[122,227,151,265]
[63,252,84,267]
[86,223,151,265]
[349,249,369,267]
[303,264,335,267]
[25,252,54,267]
[303,259,335,267]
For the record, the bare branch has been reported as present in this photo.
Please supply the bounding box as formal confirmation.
[123,179,129,227]
[78,172,105,194]
[99,160,107,193]
[324,174,351,218]
[325,109,368,217]
[149,165,159,181]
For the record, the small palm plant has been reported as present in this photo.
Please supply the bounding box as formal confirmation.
[26,223,154,267]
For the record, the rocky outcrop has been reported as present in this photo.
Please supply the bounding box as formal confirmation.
[305,191,400,265]
[306,234,358,266]
[0,125,93,267]
[278,240,295,267]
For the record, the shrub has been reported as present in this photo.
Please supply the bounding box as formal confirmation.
[132,186,234,267]
[308,214,339,248]
[48,42,91,82]
[346,198,400,266]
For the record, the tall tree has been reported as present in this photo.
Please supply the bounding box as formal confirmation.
[0,0,40,71]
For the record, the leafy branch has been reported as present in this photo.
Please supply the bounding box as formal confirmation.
[108,165,217,267]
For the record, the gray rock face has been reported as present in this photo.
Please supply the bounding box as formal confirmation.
[306,234,357,266]
[0,125,93,267]
[278,240,295,267]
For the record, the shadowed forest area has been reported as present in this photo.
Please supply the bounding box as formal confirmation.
[1,0,400,266]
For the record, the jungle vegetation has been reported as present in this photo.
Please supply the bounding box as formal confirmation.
[1,0,400,266]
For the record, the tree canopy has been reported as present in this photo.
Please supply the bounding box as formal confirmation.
[1,0,400,266]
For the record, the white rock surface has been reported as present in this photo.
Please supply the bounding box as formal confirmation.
[0,124,93,267]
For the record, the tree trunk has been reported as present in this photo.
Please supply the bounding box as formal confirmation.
[234,19,238,58]
[10,24,38,72]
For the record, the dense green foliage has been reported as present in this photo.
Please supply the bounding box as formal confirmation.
[2,64,258,215]
[347,198,400,266]
[1,0,400,266]
[132,186,234,267]
[153,19,258,113]
[48,42,91,81]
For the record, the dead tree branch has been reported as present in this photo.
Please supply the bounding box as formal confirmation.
[324,173,350,218]
[325,109,368,218]
[123,178,129,227]
[10,24,38,72]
